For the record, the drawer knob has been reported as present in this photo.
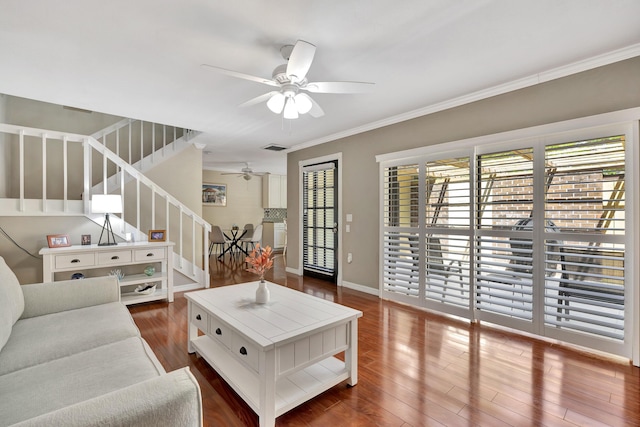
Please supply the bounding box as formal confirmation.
[215,328,222,335]
[111,255,119,260]
[239,346,247,356]
[146,253,154,257]
[71,259,80,263]
[196,314,202,320]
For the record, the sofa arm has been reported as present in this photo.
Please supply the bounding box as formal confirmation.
[11,368,203,427]
[20,276,120,319]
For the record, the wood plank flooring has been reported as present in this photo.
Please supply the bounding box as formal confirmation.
[128,254,640,426]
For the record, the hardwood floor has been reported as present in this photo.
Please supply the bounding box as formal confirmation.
[128,254,640,426]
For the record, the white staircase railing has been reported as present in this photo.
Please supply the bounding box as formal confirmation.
[90,119,199,196]
[90,118,198,169]
[0,123,210,289]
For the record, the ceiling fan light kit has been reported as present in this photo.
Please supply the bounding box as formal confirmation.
[203,39,374,120]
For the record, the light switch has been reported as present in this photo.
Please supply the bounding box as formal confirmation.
[346,214,353,222]
[346,224,351,233]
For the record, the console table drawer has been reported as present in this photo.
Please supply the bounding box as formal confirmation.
[97,250,132,265]
[190,305,209,333]
[134,248,165,262]
[210,317,233,350]
[54,253,95,269]
[232,333,259,372]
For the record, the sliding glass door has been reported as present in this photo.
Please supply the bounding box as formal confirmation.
[380,127,631,358]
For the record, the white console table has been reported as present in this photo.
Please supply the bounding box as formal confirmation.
[40,241,174,305]
[185,282,362,427]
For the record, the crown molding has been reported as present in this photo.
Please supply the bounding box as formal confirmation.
[288,43,640,154]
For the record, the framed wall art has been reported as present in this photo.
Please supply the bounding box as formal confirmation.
[202,183,227,207]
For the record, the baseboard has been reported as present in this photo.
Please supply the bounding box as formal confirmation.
[174,282,205,293]
[341,280,379,296]
[285,266,302,275]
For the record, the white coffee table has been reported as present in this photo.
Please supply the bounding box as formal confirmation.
[185,282,363,427]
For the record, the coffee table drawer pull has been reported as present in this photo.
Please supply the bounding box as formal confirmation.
[196,314,202,320]
[239,346,247,356]
[215,328,222,335]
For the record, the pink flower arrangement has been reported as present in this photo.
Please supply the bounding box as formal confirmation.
[245,244,274,281]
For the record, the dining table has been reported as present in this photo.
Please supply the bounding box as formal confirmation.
[219,228,248,259]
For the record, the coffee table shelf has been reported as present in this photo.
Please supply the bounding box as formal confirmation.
[191,335,350,415]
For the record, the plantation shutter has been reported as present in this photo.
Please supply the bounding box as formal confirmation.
[543,136,626,340]
[475,148,535,324]
[424,157,472,312]
[303,162,337,278]
[382,164,420,300]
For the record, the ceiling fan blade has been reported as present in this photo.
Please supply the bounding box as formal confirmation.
[286,40,316,83]
[304,81,374,94]
[308,97,325,118]
[201,64,279,87]
[295,93,324,118]
[238,91,279,108]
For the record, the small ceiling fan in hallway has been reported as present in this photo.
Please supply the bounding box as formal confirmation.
[202,39,374,119]
[221,163,267,181]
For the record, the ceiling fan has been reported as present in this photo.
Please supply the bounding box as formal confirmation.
[221,163,267,181]
[202,40,374,119]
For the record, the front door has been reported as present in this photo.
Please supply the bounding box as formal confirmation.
[302,161,338,282]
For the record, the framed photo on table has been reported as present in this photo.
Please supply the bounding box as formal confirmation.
[148,230,166,242]
[202,183,227,207]
[47,234,71,248]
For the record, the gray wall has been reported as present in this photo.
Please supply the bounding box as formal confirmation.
[287,56,640,290]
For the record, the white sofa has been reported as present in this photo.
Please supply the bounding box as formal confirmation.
[0,256,202,426]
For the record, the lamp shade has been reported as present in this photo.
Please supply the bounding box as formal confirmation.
[283,97,298,119]
[92,194,123,214]
[294,93,312,114]
[267,92,285,114]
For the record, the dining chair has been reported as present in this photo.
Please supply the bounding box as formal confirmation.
[209,225,229,259]
[243,224,263,252]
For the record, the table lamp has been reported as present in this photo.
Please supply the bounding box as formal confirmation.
[92,194,123,246]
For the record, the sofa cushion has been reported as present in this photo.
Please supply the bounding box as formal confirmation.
[0,256,24,351]
[0,302,140,376]
[10,368,202,427]
[0,336,165,426]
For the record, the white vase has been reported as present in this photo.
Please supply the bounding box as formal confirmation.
[255,279,270,304]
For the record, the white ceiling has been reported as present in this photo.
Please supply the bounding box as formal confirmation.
[1,1,640,175]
